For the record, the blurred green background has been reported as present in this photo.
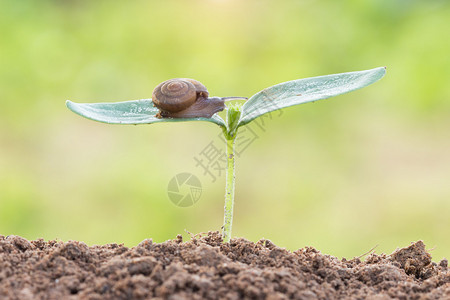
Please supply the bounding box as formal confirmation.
[1,0,449,260]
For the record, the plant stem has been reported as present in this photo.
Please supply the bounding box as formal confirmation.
[222,134,236,243]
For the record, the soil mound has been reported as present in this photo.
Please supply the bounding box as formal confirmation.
[0,233,448,299]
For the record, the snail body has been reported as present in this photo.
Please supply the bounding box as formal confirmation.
[152,78,245,119]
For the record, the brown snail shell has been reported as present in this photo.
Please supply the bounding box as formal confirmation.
[152,78,226,119]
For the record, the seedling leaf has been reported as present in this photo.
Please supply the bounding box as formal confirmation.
[238,67,386,127]
[66,99,227,128]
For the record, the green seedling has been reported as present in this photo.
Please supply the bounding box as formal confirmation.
[66,67,386,242]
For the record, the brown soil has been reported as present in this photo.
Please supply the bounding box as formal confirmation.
[0,232,448,299]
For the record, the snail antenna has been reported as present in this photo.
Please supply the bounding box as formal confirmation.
[222,97,248,102]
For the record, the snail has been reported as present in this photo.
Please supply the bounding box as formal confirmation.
[152,78,246,118]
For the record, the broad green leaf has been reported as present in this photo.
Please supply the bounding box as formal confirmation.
[238,67,386,127]
[66,99,226,128]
